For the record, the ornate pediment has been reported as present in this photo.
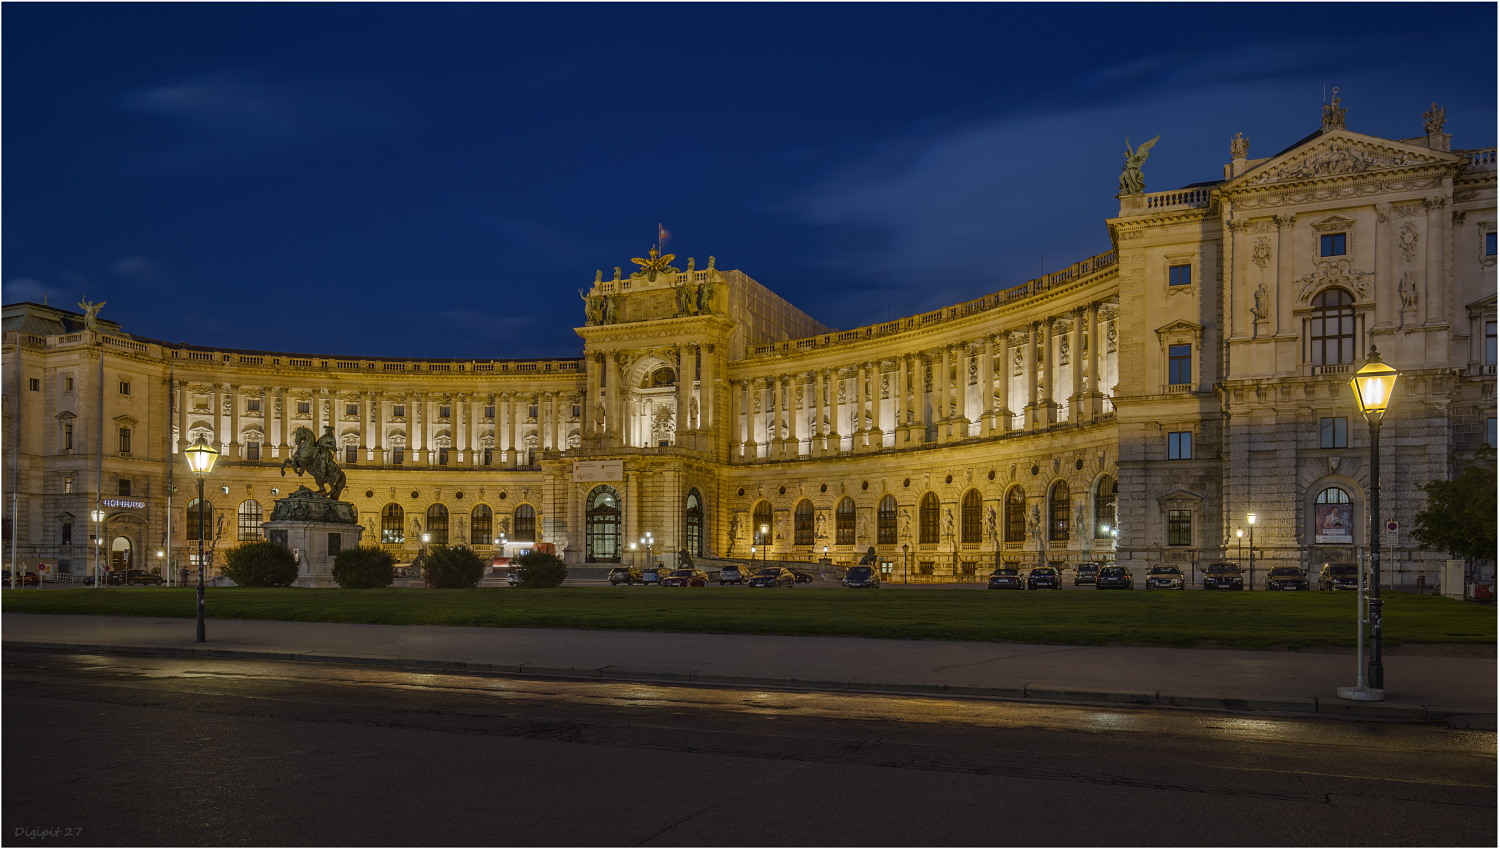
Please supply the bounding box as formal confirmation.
[1310,214,1356,232]
[1296,259,1373,304]
[1154,320,1204,350]
[1233,131,1451,189]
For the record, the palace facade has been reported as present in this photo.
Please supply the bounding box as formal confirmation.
[4,105,1495,585]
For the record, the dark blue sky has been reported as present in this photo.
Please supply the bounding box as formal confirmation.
[4,3,1495,360]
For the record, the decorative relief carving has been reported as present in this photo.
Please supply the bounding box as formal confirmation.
[1375,202,1390,224]
[1296,260,1372,304]
[1251,237,1272,269]
[1235,176,1442,210]
[1397,223,1420,263]
[1310,215,1355,232]
[1394,203,1425,218]
[1106,322,1117,354]
[1013,349,1023,377]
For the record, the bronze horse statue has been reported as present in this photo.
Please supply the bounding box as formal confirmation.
[280,426,347,501]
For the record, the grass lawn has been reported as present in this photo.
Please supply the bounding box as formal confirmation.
[4,586,1494,649]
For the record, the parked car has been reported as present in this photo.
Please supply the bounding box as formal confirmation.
[719,564,750,585]
[1095,565,1134,590]
[2,571,41,587]
[1267,566,1310,591]
[1027,567,1061,590]
[608,566,642,586]
[661,569,710,587]
[748,567,795,588]
[1074,563,1101,586]
[118,569,165,586]
[842,565,880,588]
[641,565,668,585]
[1318,563,1361,591]
[1145,565,1186,590]
[787,568,815,584]
[987,567,1024,589]
[1202,562,1244,591]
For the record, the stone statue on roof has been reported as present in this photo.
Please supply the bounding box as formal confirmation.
[77,298,106,332]
[1117,135,1159,197]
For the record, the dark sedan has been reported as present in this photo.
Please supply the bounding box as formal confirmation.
[1202,563,1244,591]
[842,565,880,588]
[1027,567,1061,590]
[748,567,795,588]
[1074,563,1101,586]
[608,566,642,586]
[987,567,1024,589]
[661,569,709,587]
[1095,566,1133,590]
[1267,566,1310,591]
[787,568,815,584]
[1145,565,1186,590]
[1318,563,1361,591]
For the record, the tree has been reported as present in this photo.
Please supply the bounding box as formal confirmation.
[333,546,396,589]
[423,544,486,589]
[513,550,568,588]
[1411,445,1496,564]
[221,541,299,587]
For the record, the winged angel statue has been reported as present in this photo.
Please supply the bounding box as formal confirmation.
[1117,134,1159,197]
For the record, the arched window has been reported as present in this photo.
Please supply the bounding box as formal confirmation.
[1005,488,1026,543]
[919,492,939,545]
[381,503,404,544]
[877,495,897,545]
[427,503,449,545]
[471,504,493,546]
[794,499,814,546]
[111,536,132,571]
[1049,482,1070,542]
[586,486,620,562]
[1314,486,1354,544]
[1310,289,1355,366]
[753,501,773,546]
[960,490,982,544]
[185,498,213,541]
[650,367,676,387]
[836,497,856,545]
[685,489,704,557]
[237,500,263,541]
[1094,476,1117,538]
[513,504,536,542]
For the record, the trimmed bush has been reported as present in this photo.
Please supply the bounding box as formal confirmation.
[423,544,486,589]
[333,546,396,589]
[221,541,300,588]
[514,550,568,588]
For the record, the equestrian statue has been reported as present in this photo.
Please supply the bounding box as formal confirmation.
[281,425,348,501]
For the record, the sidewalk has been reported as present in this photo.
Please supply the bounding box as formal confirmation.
[4,612,1493,721]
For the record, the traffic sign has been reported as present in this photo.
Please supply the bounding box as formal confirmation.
[1386,521,1398,532]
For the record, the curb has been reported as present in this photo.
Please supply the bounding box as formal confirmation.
[2,639,1467,722]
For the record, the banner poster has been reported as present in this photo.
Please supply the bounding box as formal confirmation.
[572,460,624,483]
[1314,502,1354,544]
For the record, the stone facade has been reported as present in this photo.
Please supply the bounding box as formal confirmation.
[3,108,1494,586]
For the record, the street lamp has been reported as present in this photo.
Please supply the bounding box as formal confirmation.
[1347,346,1399,695]
[759,524,769,570]
[183,435,220,643]
[90,507,107,588]
[1236,529,1243,571]
[639,531,654,571]
[1246,513,1256,592]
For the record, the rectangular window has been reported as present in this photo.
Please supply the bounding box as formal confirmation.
[1168,264,1191,286]
[392,447,404,465]
[63,424,73,451]
[247,398,261,412]
[484,405,495,419]
[1487,232,1497,256]
[1167,431,1193,460]
[118,479,131,497]
[296,401,311,415]
[61,523,72,545]
[64,377,74,391]
[1167,510,1192,546]
[1319,417,1349,449]
[571,404,581,418]
[246,441,260,462]
[1320,233,1346,257]
[64,476,73,494]
[528,405,538,419]
[345,446,358,465]
[119,381,131,395]
[439,405,451,419]
[1489,418,1497,449]
[328,532,342,559]
[1486,321,1496,366]
[346,403,358,416]
[118,427,132,454]
[1168,344,1192,386]
[28,378,39,391]
[393,404,405,418]
[438,448,449,465]
[483,448,493,466]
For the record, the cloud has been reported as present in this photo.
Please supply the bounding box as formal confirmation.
[3,278,66,306]
[484,215,585,261]
[111,256,171,289]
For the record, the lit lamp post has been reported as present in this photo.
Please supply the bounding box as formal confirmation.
[1236,529,1243,571]
[183,435,219,643]
[629,541,637,570]
[1246,513,1256,591]
[901,542,909,584]
[759,524,769,570]
[90,507,106,587]
[639,531,654,570]
[1343,347,1399,698]
[420,532,431,580]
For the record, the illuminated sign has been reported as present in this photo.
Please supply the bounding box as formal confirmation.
[102,498,146,510]
[572,460,623,482]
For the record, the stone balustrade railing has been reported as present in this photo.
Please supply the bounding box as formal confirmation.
[163,348,584,376]
[1143,187,1213,209]
[592,268,715,294]
[745,248,1117,359]
[1460,147,1496,169]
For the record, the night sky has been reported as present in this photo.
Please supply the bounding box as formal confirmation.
[4,3,1495,360]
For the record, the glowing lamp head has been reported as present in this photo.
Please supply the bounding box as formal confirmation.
[1247,513,1257,526]
[1349,348,1399,423]
[1236,529,1243,538]
[421,533,431,543]
[90,508,106,523]
[183,435,220,478]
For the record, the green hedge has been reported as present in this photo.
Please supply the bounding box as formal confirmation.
[514,551,568,588]
[423,545,486,589]
[221,541,299,587]
[333,547,396,589]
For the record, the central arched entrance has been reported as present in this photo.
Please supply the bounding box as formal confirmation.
[111,536,132,571]
[586,486,621,563]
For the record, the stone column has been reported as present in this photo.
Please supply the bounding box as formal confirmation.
[226,384,240,459]
[1068,311,1084,423]
[1373,204,1395,330]
[700,344,715,434]
[1041,320,1056,424]
[210,383,223,452]
[1274,214,1295,336]
[727,379,741,461]
[769,374,783,459]
[277,387,289,457]
[551,391,562,454]
[996,334,1012,432]
[1022,324,1038,429]
[893,357,908,446]
[175,380,188,453]
[607,354,622,446]
[505,393,518,467]
[1423,196,1446,326]
[810,370,825,456]
[952,346,969,437]
[370,391,384,463]
[416,392,429,465]
[935,347,951,442]
[869,362,884,449]
[583,354,598,437]
[850,363,866,451]
[1088,302,1103,418]
[676,344,692,441]
[824,369,840,451]
[789,374,803,456]
[980,336,995,435]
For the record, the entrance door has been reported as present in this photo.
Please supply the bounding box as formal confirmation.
[111,536,132,571]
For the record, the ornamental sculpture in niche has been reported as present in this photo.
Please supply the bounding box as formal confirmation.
[1251,282,1269,321]
[1117,135,1159,197]
[1398,272,1420,309]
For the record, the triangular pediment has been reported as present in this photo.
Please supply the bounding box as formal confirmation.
[1154,319,1203,336]
[1157,489,1203,506]
[1225,129,1458,190]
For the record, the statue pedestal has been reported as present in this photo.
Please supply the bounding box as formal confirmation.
[262,489,363,588]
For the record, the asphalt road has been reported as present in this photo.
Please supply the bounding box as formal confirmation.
[4,650,1494,847]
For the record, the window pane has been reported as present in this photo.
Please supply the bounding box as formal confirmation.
[1486,321,1496,365]
[1335,418,1347,447]
[1320,418,1333,449]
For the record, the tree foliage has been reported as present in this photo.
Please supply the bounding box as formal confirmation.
[513,550,568,588]
[1411,446,1496,562]
[423,544,486,589]
[333,546,396,589]
[222,541,300,587]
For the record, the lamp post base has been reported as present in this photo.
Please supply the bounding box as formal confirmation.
[1335,686,1386,702]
